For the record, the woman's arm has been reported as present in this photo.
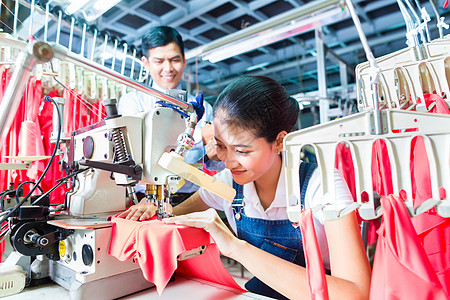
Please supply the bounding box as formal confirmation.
[164,209,371,300]
[117,191,210,220]
[235,211,370,300]
[173,191,211,215]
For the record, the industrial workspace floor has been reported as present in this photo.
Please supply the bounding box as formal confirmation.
[221,255,253,288]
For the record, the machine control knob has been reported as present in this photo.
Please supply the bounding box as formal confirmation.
[83,136,94,159]
[82,244,94,266]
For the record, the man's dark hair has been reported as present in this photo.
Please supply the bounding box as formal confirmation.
[141,26,184,58]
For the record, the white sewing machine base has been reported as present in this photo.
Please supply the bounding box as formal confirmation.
[6,274,270,300]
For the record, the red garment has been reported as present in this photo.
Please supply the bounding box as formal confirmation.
[335,142,356,202]
[299,209,328,300]
[409,135,450,294]
[89,99,105,125]
[18,77,45,180]
[371,139,393,196]
[108,216,244,295]
[423,93,450,114]
[370,195,448,300]
[0,65,12,193]
[63,89,74,135]
[0,65,13,262]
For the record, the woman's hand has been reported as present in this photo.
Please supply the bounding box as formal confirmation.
[117,199,158,221]
[163,208,241,258]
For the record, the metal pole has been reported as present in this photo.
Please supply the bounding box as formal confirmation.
[345,0,382,134]
[339,61,348,100]
[130,48,136,79]
[50,43,193,111]
[56,9,62,44]
[80,22,87,57]
[29,0,35,39]
[44,3,49,42]
[111,38,118,72]
[101,34,108,66]
[315,27,328,124]
[121,43,128,75]
[90,28,98,61]
[13,0,19,38]
[68,17,75,52]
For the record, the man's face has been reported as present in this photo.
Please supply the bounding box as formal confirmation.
[142,41,186,90]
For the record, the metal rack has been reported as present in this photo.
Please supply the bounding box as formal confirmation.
[283,0,450,222]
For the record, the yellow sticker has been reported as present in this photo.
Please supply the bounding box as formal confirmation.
[59,241,66,257]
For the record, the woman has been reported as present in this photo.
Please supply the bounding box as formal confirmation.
[119,76,371,299]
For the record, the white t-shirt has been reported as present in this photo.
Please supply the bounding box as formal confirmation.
[198,163,353,268]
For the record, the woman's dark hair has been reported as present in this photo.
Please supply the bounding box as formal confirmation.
[214,76,299,143]
[141,26,184,58]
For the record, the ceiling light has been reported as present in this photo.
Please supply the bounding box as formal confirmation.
[85,0,121,22]
[65,0,122,22]
[66,0,90,15]
[186,0,347,63]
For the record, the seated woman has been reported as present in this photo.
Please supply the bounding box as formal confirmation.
[119,76,371,299]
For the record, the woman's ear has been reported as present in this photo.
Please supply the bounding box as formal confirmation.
[274,131,287,153]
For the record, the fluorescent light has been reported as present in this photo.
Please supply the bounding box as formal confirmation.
[93,0,118,12]
[65,0,122,21]
[85,0,121,22]
[202,6,346,63]
[66,0,90,15]
[185,0,347,63]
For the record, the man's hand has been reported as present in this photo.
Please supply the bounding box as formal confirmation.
[205,138,221,161]
[202,122,221,161]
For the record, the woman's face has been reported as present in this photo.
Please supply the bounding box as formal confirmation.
[213,112,282,185]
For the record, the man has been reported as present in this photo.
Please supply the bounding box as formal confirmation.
[118,26,223,202]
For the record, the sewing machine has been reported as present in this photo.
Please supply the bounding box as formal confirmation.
[0,40,236,299]
[1,95,236,299]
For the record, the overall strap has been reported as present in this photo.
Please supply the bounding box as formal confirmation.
[232,181,244,215]
[299,162,318,205]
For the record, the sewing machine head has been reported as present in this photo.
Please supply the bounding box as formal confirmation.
[65,99,187,218]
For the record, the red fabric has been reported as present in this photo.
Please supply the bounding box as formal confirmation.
[63,88,76,135]
[108,216,244,295]
[371,139,393,197]
[0,74,42,197]
[335,142,356,202]
[90,99,105,124]
[18,77,46,180]
[202,164,218,176]
[0,65,12,193]
[370,195,448,300]
[423,93,450,114]
[365,139,395,245]
[409,135,450,295]
[0,65,12,262]
[298,209,329,300]
[445,0,449,9]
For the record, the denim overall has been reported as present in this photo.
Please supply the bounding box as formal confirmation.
[232,162,317,299]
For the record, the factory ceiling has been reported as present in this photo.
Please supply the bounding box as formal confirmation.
[1,0,450,103]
